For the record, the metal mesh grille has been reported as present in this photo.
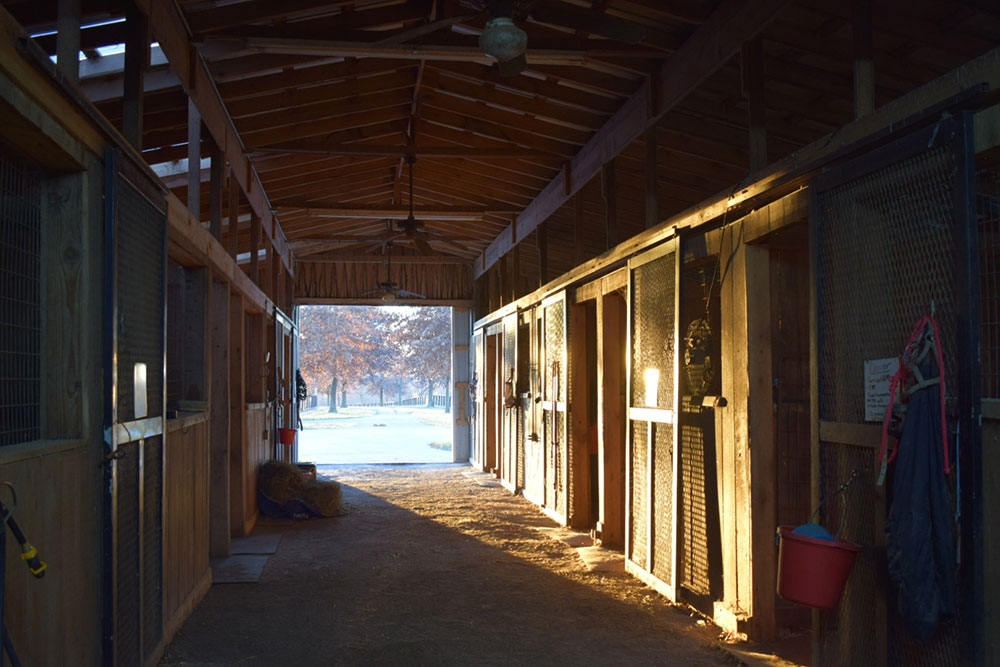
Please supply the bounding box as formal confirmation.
[816,133,965,666]
[630,421,648,568]
[652,422,674,583]
[116,442,141,667]
[116,176,165,422]
[978,165,1000,399]
[0,153,42,446]
[631,253,675,409]
[142,435,163,661]
[680,413,710,593]
[816,145,958,423]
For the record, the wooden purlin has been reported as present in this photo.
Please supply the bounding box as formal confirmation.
[136,0,293,275]
[474,0,794,278]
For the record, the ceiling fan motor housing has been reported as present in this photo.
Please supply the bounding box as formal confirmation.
[479,17,527,62]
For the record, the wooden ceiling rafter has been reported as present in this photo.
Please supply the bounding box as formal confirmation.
[134,0,293,272]
[475,0,796,276]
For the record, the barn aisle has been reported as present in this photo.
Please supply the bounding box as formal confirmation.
[160,464,790,666]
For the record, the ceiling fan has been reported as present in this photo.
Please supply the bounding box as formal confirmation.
[471,0,647,75]
[362,242,427,301]
[383,156,470,257]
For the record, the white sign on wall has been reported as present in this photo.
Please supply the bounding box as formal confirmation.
[864,357,898,422]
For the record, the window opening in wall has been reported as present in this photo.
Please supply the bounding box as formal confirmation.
[296,305,453,464]
[0,153,42,446]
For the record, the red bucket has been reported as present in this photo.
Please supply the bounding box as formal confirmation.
[278,428,297,446]
[776,526,862,608]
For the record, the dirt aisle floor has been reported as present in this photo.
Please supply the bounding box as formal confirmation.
[161,464,775,666]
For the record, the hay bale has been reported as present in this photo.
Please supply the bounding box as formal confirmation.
[301,478,343,517]
[258,460,342,517]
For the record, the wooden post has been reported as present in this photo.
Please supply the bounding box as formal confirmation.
[598,291,626,548]
[853,0,875,118]
[574,190,585,265]
[512,243,521,302]
[537,223,548,289]
[56,0,80,84]
[746,244,777,639]
[604,162,617,249]
[209,140,223,240]
[227,168,240,259]
[228,291,245,537]
[645,128,659,229]
[122,2,148,149]
[249,212,261,286]
[742,38,767,172]
[498,252,510,307]
[209,278,231,557]
[187,97,201,218]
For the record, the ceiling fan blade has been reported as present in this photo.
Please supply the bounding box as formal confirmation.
[395,289,427,299]
[530,2,646,44]
[497,52,527,76]
[412,237,435,256]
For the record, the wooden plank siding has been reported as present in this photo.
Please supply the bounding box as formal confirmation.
[163,416,212,642]
[0,441,102,666]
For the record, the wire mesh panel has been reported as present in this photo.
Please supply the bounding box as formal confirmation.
[142,435,163,663]
[679,409,712,594]
[978,165,1000,399]
[116,174,166,422]
[0,153,42,446]
[814,119,971,666]
[115,442,141,667]
[630,421,649,569]
[544,297,567,518]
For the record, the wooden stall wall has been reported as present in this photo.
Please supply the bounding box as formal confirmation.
[241,404,272,535]
[985,414,999,667]
[0,443,102,666]
[295,259,473,303]
[163,416,211,640]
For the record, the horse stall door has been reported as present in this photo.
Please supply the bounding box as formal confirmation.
[542,293,569,521]
[523,308,546,505]
[103,151,166,666]
[626,239,680,598]
[676,248,724,611]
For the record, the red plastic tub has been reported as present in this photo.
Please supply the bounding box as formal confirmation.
[776,525,862,608]
[278,428,297,446]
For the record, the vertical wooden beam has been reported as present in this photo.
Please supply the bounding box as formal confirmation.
[644,128,659,229]
[574,190,584,265]
[56,0,80,84]
[228,291,245,537]
[742,37,767,172]
[187,97,202,217]
[122,2,148,149]
[853,0,875,118]
[511,243,521,301]
[746,244,777,640]
[718,224,739,624]
[226,168,239,259]
[209,278,230,557]
[498,252,510,307]
[249,212,261,285]
[209,140,223,240]
[599,291,626,548]
[604,162,617,249]
[537,223,549,288]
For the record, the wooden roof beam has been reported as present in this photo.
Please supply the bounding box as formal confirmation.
[475,0,794,277]
[136,0,292,273]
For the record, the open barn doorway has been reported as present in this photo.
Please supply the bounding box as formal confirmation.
[295,305,453,464]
